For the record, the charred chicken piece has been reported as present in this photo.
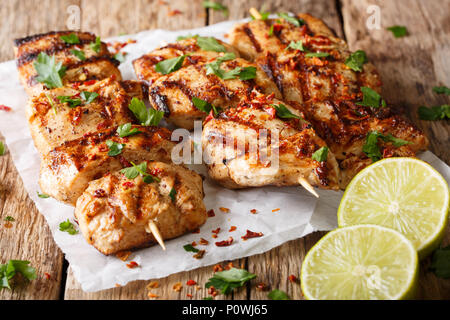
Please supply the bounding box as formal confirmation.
[75,161,207,255]
[14,31,122,96]
[202,92,340,190]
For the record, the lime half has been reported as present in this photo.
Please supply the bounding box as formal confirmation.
[338,157,449,258]
[301,225,418,300]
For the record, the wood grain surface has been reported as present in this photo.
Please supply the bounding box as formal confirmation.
[0,0,449,300]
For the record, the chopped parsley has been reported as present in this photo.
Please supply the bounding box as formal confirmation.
[80,91,99,104]
[312,146,328,162]
[155,55,186,75]
[70,49,86,61]
[277,13,305,27]
[345,50,368,72]
[37,191,50,198]
[106,140,124,157]
[268,289,290,300]
[191,97,220,115]
[0,141,5,156]
[59,219,78,235]
[45,93,57,114]
[0,260,37,289]
[356,87,386,108]
[363,131,411,162]
[205,53,256,80]
[4,216,15,222]
[90,36,101,53]
[60,33,80,44]
[117,123,142,137]
[205,268,256,295]
[418,105,450,121]
[128,97,164,126]
[57,96,82,108]
[34,52,66,89]
[202,1,228,16]
[286,40,329,58]
[271,103,302,120]
[305,52,330,58]
[183,244,199,253]
[432,86,450,95]
[430,245,450,279]
[387,25,408,38]
[268,25,274,36]
[120,161,160,183]
[286,40,305,51]
[169,188,177,202]
[196,36,227,52]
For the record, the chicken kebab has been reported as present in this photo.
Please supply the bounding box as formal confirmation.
[229,11,428,187]
[134,35,341,193]
[14,31,208,254]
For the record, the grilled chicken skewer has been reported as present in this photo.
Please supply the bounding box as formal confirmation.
[75,161,207,255]
[229,13,428,187]
[14,31,121,96]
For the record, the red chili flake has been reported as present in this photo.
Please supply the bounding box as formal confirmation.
[204,110,215,123]
[84,79,96,86]
[241,230,264,241]
[193,250,205,259]
[288,274,298,283]
[207,209,215,217]
[149,168,162,176]
[44,272,51,280]
[122,181,135,188]
[148,292,159,299]
[212,234,218,239]
[228,226,237,232]
[96,121,109,130]
[0,105,11,111]
[186,293,193,298]
[191,228,200,234]
[186,280,197,286]
[98,144,108,152]
[212,227,220,234]
[199,238,209,245]
[213,264,223,272]
[215,237,233,247]
[126,261,139,268]
[264,106,276,119]
[219,207,230,213]
[116,251,132,261]
[93,188,106,198]
[208,286,218,297]
[191,241,197,247]
[71,82,81,89]
[256,282,268,291]
[118,156,131,168]
[168,9,182,16]
[3,221,13,229]
[173,282,183,292]
[250,209,257,214]
[224,262,234,270]
[272,208,280,212]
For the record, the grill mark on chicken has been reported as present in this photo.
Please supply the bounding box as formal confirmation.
[149,86,171,115]
[243,26,262,53]
[14,30,95,47]
[260,52,285,94]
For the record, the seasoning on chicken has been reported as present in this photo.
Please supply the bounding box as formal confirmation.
[202,92,340,190]
[39,125,176,205]
[14,31,122,96]
[26,77,137,154]
[229,14,428,187]
[74,161,207,255]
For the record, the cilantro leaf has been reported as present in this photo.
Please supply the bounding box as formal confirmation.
[45,93,58,114]
[238,66,257,80]
[305,52,330,58]
[192,97,215,114]
[114,52,125,63]
[205,268,256,295]
[169,188,176,202]
[60,33,80,44]
[0,141,5,156]
[277,13,305,27]
[345,50,368,72]
[117,123,141,137]
[176,34,199,41]
[37,191,50,198]
[197,36,227,52]
[271,103,302,120]
[59,219,78,235]
[312,146,328,162]
[70,49,86,61]
[433,86,450,95]
[268,25,274,36]
[90,36,101,53]
[4,216,15,222]
[286,40,306,51]
[418,105,450,121]
[0,260,37,289]
[106,140,124,157]
[430,246,450,279]
[387,25,408,38]
[120,161,160,183]
[34,52,66,89]
[183,244,200,253]
[155,55,186,75]
[268,289,290,300]
[57,95,82,108]
[80,91,99,104]
[202,1,228,16]
[356,87,386,108]
[363,131,411,162]
[128,97,164,126]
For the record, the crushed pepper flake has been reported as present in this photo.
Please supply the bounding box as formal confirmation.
[207,209,215,217]
[148,292,159,299]
[187,293,193,298]
[193,249,206,259]
[208,286,218,297]
[228,226,237,232]
[212,234,218,238]
[272,208,280,212]
[256,282,268,291]
[219,207,230,213]
[116,250,132,261]
[215,237,234,247]
[168,9,182,16]
[3,221,13,228]
[0,105,11,111]
[250,209,257,214]
[44,272,51,280]
[173,282,183,292]
[288,274,298,283]
[241,230,264,241]
[126,261,139,268]
[146,281,160,289]
[199,238,209,245]
[224,262,234,270]
[186,280,197,286]
[213,264,224,272]
[212,227,221,234]
[191,241,197,247]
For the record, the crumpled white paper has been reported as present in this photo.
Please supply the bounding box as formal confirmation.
[0,19,449,292]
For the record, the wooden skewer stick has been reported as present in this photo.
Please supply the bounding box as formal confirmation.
[147,220,166,250]
[298,177,319,198]
[249,7,262,20]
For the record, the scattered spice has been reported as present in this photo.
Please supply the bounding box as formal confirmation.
[116,251,132,261]
[215,236,234,247]
[168,9,182,16]
[0,105,11,111]
[256,282,268,291]
[288,274,298,283]
[3,221,13,229]
[191,241,198,247]
[173,282,183,292]
[122,181,135,188]
[148,292,159,299]
[219,207,230,213]
[228,226,237,232]
[241,230,264,241]
[199,238,209,245]
[224,262,234,270]
[208,286,218,297]
[272,208,280,212]
[212,227,221,234]
[186,293,193,298]
[193,249,206,259]
[250,209,257,214]
[207,209,215,217]
[93,188,106,198]
[213,264,224,272]
[147,281,160,289]
[186,280,197,286]
[126,261,139,269]
[44,272,51,280]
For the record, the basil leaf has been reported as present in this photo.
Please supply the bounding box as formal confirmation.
[70,49,86,61]
[430,246,450,279]
[0,141,5,156]
[312,146,329,162]
[37,191,50,198]
[34,52,66,89]
[57,96,82,108]
[277,13,305,27]
[128,97,164,126]
[305,52,330,58]
[183,244,199,253]
[117,123,142,137]
[418,105,450,121]
[268,289,290,300]
[59,219,78,235]
[197,37,227,52]
[271,103,301,119]
[169,188,176,202]
[432,86,450,95]
[356,87,386,108]
[202,1,228,16]
[80,91,99,104]
[345,50,368,72]
[60,33,80,44]
[205,268,256,295]
[155,55,186,75]
[106,140,124,156]
[387,25,408,38]
[90,36,101,53]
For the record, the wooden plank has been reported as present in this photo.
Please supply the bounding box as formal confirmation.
[341,0,450,299]
[0,0,80,300]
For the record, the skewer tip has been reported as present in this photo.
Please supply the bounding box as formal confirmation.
[298,177,319,198]
[249,8,262,20]
[147,220,166,250]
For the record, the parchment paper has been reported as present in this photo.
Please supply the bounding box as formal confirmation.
[0,19,448,292]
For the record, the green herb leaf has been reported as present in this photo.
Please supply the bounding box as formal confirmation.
[176,34,199,41]
[57,95,82,108]
[312,146,328,162]
[60,33,80,44]
[345,50,368,72]
[363,131,411,162]
[0,141,5,156]
[192,97,214,114]
[271,103,302,120]
[0,260,37,289]
[70,49,86,61]
[120,161,160,183]
[202,1,228,16]
[268,289,290,300]
[238,66,257,80]
[203,297,213,300]
[106,140,124,157]
[305,52,330,58]
[387,25,408,38]
[45,93,58,114]
[286,40,306,51]
[268,25,274,36]
[418,105,450,121]
[169,188,176,202]
[382,133,412,147]
[80,91,99,104]
[356,87,386,108]
[37,191,50,198]
[433,86,450,95]
[250,9,270,20]
[59,219,78,235]
[155,55,186,75]
[197,37,227,52]
[128,97,164,126]
[34,52,66,89]
[4,216,15,222]
[117,123,142,137]
[430,246,450,279]
[90,36,101,53]
[183,244,200,253]
[114,52,125,63]
[205,268,256,295]
[277,13,305,27]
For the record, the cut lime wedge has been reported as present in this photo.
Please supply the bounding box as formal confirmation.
[338,157,449,258]
[301,225,418,300]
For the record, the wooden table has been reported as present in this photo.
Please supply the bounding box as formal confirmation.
[0,0,449,300]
